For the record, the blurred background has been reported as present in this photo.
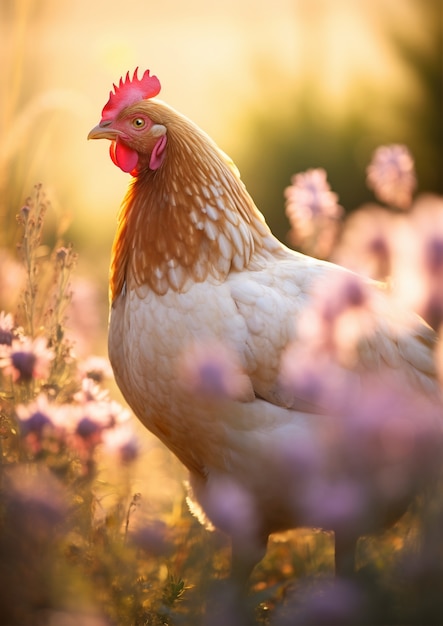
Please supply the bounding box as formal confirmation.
[2,0,442,261]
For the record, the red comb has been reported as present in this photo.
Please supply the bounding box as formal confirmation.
[101,68,161,120]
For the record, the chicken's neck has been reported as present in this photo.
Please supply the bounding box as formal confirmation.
[110,135,281,299]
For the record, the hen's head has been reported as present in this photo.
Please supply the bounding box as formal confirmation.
[88,68,168,176]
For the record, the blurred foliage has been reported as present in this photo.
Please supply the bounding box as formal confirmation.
[238,0,443,244]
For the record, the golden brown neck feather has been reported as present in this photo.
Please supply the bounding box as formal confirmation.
[110,101,277,300]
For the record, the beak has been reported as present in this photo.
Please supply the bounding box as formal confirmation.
[88,121,122,141]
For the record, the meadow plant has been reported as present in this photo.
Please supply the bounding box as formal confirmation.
[280,144,443,624]
[0,186,217,625]
[0,147,443,625]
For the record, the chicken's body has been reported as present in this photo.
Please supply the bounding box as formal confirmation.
[89,70,441,581]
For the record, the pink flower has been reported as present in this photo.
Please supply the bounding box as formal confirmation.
[102,424,139,464]
[16,393,56,435]
[293,271,377,366]
[285,168,343,258]
[74,377,109,404]
[366,144,416,209]
[70,380,132,455]
[332,204,405,280]
[390,194,443,329]
[0,337,54,383]
[78,356,113,383]
[177,340,253,401]
[15,394,65,454]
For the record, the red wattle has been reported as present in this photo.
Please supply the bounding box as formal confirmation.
[109,140,139,174]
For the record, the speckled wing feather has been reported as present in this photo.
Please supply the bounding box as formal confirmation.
[228,249,439,411]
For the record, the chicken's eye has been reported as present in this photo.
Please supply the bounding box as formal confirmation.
[132,118,146,129]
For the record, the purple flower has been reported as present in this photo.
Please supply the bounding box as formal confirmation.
[79,356,113,383]
[178,340,253,401]
[74,377,109,403]
[0,337,54,382]
[286,168,342,221]
[389,194,443,329]
[102,424,139,464]
[16,394,58,451]
[130,519,172,556]
[275,577,367,625]
[284,271,376,369]
[76,416,102,439]
[367,144,416,209]
[20,410,52,436]
[332,204,401,280]
[285,168,343,257]
[11,350,36,382]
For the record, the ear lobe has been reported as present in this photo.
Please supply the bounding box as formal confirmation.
[149,135,167,170]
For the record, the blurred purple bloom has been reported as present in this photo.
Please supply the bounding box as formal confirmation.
[130,519,172,556]
[332,205,401,280]
[76,416,102,439]
[281,331,443,538]
[0,337,54,382]
[188,474,260,551]
[367,144,416,209]
[285,168,342,220]
[102,424,139,464]
[389,194,443,329]
[11,350,36,382]
[282,271,376,374]
[16,394,55,433]
[74,377,109,404]
[178,340,253,401]
[79,355,113,383]
[20,410,52,437]
[16,394,65,455]
[285,168,343,257]
[300,477,369,533]
[275,577,367,626]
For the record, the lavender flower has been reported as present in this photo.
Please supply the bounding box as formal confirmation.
[74,376,109,404]
[367,144,416,209]
[275,577,366,625]
[16,394,55,436]
[15,394,64,455]
[283,370,443,539]
[79,355,113,383]
[332,205,403,280]
[0,337,54,382]
[178,341,253,400]
[70,377,134,460]
[285,168,343,258]
[102,424,139,464]
[293,271,376,366]
[391,194,443,329]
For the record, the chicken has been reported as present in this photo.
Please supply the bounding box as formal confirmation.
[88,68,442,584]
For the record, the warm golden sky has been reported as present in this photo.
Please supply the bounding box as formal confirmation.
[1,0,433,256]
